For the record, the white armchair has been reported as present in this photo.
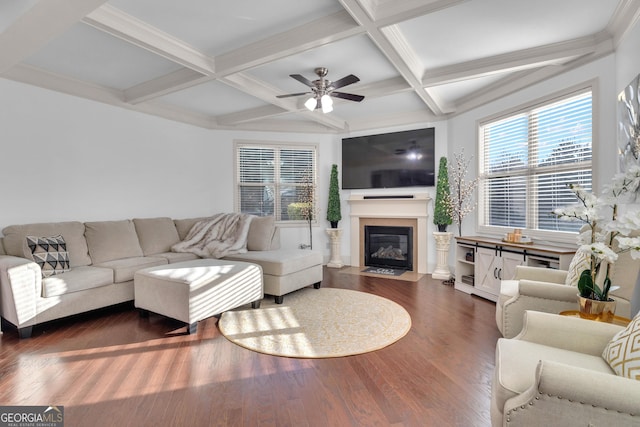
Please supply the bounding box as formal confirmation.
[491,310,640,426]
[496,250,640,338]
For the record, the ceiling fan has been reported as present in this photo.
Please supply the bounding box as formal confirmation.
[276,67,365,113]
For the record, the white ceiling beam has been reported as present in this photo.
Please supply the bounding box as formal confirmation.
[216,11,364,76]
[366,0,470,27]
[347,109,438,133]
[2,63,215,129]
[347,77,413,98]
[124,68,208,104]
[217,105,290,125]
[83,5,215,75]
[107,10,363,105]
[452,37,615,117]
[340,0,445,115]
[0,0,109,73]
[422,35,603,87]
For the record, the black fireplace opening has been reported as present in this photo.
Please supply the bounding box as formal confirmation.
[364,225,413,271]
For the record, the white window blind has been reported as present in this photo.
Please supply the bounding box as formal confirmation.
[235,142,317,221]
[479,90,592,234]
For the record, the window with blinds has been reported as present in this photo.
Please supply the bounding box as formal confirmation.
[478,89,592,234]
[235,141,317,221]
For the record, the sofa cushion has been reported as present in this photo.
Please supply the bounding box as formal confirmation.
[154,251,200,263]
[85,220,144,264]
[224,249,322,276]
[247,216,276,251]
[42,266,114,298]
[95,256,167,283]
[2,221,91,267]
[495,338,614,412]
[174,217,210,241]
[133,217,181,256]
[27,235,70,277]
[602,313,640,380]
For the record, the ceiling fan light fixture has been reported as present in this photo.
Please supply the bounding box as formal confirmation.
[304,97,316,111]
[321,94,333,113]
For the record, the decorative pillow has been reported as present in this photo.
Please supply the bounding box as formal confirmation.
[564,250,591,287]
[602,313,640,380]
[26,235,70,277]
[247,216,275,251]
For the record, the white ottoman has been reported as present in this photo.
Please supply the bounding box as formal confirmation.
[134,259,263,334]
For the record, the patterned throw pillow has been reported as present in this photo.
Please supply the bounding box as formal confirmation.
[26,235,70,277]
[564,250,591,287]
[602,313,640,380]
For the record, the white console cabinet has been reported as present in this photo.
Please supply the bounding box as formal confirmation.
[454,236,576,302]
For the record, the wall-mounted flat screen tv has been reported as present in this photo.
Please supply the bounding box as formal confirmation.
[342,127,435,189]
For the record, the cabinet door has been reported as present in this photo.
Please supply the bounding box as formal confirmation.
[500,251,526,281]
[475,247,498,293]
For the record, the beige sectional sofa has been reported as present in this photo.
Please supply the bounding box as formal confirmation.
[0,216,323,338]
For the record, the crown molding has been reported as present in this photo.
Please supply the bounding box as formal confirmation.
[607,0,640,47]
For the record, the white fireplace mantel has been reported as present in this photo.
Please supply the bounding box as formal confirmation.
[348,193,431,274]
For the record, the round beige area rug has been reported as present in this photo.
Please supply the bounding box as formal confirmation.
[218,287,411,358]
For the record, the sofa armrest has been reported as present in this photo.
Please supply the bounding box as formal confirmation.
[505,360,640,426]
[514,265,568,283]
[0,255,41,327]
[517,279,578,301]
[516,311,623,355]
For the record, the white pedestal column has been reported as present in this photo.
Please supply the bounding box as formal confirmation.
[432,231,453,280]
[326,228,344,268]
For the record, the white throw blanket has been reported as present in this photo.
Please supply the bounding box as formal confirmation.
[171,213,253,258]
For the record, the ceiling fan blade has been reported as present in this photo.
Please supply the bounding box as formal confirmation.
[330,74,359,89]
[331,91,365,102]
[276,92,310,98]
[290,74,315,87]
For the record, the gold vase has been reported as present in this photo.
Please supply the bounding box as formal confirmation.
[577,294,616,322]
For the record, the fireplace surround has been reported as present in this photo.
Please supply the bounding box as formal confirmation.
[348,194,431,274]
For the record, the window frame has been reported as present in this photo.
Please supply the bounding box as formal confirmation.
[233,140,319,225]
[476,81,598,244]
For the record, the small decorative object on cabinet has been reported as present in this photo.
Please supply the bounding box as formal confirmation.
[454,236,576,302]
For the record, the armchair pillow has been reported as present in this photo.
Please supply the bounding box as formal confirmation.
[602,313,640,380]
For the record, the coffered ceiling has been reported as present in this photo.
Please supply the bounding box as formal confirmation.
[1,0,638,133]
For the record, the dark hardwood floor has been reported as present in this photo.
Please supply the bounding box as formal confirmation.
[0,267,500,427]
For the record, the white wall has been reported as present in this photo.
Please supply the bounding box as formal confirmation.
[447,54,618,241]
[0,79,336,252]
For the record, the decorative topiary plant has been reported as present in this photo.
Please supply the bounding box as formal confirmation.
[433,156,453,232]
[326,164,342,228]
